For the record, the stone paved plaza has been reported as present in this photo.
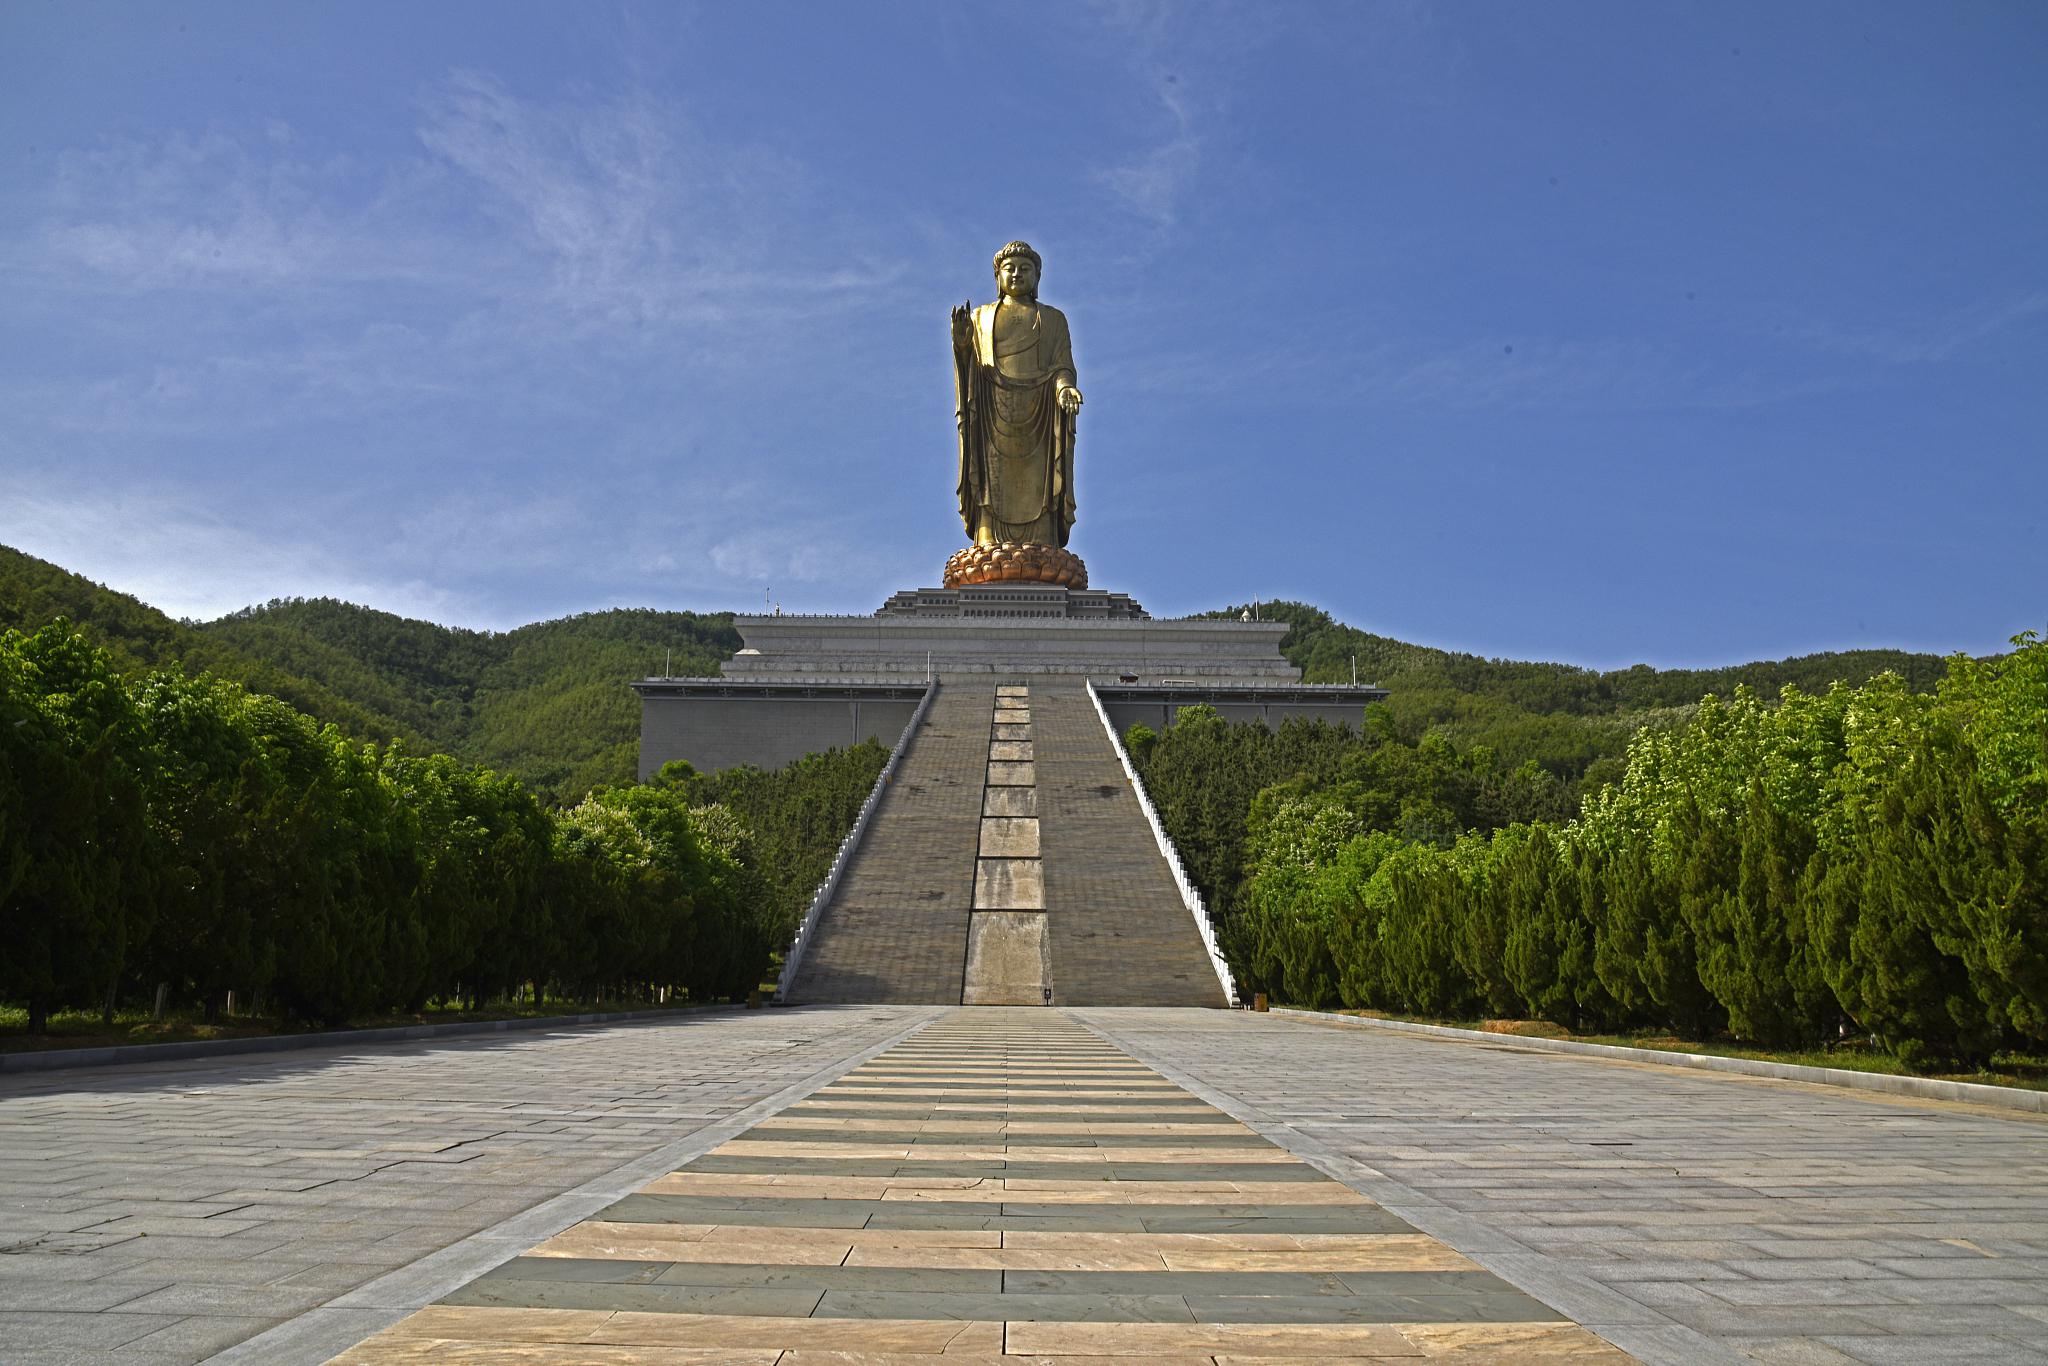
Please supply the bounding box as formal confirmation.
[0,1007,2044,1364]
[1083,1010,2048,1366]
[0,1006,935,1364]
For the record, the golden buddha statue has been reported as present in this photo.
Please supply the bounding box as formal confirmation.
[946,242,1089,588]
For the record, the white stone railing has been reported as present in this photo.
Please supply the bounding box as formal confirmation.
[773,679,938,1000]
[1084,680,1239,1007]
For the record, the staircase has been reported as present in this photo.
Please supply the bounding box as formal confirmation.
[780,677,1228,1007]
[1031,682,1229,1007]
[779,682,990,1004]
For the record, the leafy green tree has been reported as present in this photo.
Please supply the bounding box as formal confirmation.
[680,740,888,951]
[0,625,151,1031]
[1373,841,1478,1018]
[131,671,278,1017]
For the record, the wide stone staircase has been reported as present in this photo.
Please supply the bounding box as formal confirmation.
[780,682,989,1004]
[1031,681,1229,1007]
[781,677,1228,1007]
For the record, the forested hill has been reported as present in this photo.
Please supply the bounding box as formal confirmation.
[1214,601,1958,791]
[3,543,1965,808]
[0,544,415,745]
[200,599,738,804]
[0,545,737,804]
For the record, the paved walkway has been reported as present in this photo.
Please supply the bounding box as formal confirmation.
[6,1007,2045,1364]
[334,1010,1630,1362]
[0,1006,937,1365]
[1080,1009,2048,1366]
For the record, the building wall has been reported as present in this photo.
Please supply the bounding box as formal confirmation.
[638,695,923,778]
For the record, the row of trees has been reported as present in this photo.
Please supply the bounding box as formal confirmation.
[1138,635,2046,1067]
[670,744,889,952]
[1,622,788,1031]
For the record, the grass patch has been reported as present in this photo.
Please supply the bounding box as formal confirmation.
[1316,1008,2048,1093]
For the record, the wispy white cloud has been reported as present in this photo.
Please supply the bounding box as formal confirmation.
[1081,4,1225,237]
[1094,75,1201,232]
[1781,289,2048,366]
[0,489,477,625]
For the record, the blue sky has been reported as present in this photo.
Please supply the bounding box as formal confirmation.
[2,2,2042,669]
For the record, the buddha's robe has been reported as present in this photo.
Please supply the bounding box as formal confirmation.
[954,298,1077,547]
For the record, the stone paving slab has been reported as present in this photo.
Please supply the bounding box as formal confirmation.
[0,1005,938,1365]
[1077,1007,2048,1366]
[21,1004,2031,1364]
[331,1010,1634,1363]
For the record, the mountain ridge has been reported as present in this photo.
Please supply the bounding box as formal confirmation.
[2,543,1965,806]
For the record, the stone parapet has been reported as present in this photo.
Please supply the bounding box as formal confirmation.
[879,583,1147,618]
[725,612,1298,681]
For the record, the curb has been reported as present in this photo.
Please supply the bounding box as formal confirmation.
[1271,1007,2048,1116]
[0,1006,725,1075]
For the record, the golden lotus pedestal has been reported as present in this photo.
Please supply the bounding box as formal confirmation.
[943,543,1089,590]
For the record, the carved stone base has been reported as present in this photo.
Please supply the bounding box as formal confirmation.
[944,542,1089,589]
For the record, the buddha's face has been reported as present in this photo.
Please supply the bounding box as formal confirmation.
[996,255,1039,301]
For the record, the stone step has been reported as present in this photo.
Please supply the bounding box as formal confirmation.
[781,683,993,1004]
[1029,682,1229,1008]
[783,678,1227,1008]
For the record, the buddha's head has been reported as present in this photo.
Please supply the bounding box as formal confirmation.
[993,241,1042,301]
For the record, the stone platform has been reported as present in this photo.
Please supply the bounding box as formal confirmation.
[633,583,1386,777]
[881,582,1147,619]
[721,609,1294,681]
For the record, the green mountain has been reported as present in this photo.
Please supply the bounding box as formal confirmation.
[0,545,417,744]
[198,600,738,803]
[0,545,737,804]
[3,543,1962,808]
[1214,601,1957,792]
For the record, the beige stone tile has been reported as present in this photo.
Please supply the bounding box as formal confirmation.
[927,1087,1187,1098]
[1160,1242,1477,1273]
[995,1181,1368,1206]
[527,1231,852,1265]
[982,786,1037,817]
[590,1315,1003,1353]
[986,760,1035,786]
[1006,1321,1420,1357]
[841,1246,1169,1271]
[785,1356,1214,1366]
[371,1305,616,1343]
[1391,1322,1636,1363]
[713,1141,914,1159]
[333,1337,779,1364]
[973,857,1044,909]
[804,1226,1009,1249]
[978,817,1041,857]
[996,1179,1243,1194]
[998,1232,1427,1254]
[995,1145,1287,1162]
